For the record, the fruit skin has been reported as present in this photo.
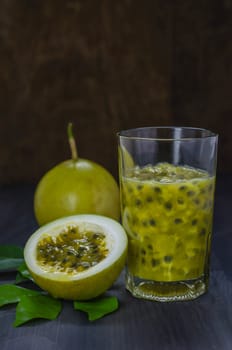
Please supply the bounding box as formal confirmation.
[34,159,120,226]
[118,145,134,170]
[28,253,126,300]
[24,215,128,300]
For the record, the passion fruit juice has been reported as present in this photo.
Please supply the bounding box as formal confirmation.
[121,163,215,282]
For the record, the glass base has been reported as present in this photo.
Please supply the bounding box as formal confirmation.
[126,271,208,302]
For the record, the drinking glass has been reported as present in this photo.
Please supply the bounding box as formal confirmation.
[118,127,218,301]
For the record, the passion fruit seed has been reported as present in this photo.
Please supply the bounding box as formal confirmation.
[121,163,215,281]
[165,201,172,210]
[24,215,128,300]
[37,225,108,274]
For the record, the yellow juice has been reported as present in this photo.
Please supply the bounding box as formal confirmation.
[121,163,215,282]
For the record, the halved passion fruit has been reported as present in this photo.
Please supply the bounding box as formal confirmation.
[24,215,128,300]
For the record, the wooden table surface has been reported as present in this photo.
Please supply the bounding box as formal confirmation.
[0,175,232,350]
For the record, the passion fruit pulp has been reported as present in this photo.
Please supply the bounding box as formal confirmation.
[24,215,128,300]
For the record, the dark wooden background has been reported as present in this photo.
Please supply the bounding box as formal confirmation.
[0,0,231,184]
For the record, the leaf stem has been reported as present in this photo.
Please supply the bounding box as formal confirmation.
[68,123,78,161]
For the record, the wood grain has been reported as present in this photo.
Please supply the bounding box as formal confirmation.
[0,177,231,350]
[0,1,231,183]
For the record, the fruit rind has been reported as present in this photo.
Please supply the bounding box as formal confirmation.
[34,159,120,225]
[24,215,128,300]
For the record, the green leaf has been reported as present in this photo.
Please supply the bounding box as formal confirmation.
[14,295,62,327]
[0,284,41,307]
[15,262,33,284]
[0,257,24,271]
[74,296,119,321]
[15,272,28,284]
[0,245,24,271]
[0,245,24,258]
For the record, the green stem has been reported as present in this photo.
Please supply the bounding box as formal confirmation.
[68,123,78,161]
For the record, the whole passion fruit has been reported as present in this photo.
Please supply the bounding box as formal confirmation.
[34,124,120,226]
[24,215,128,300]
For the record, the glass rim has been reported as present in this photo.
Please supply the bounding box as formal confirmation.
[117,126,218,141]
